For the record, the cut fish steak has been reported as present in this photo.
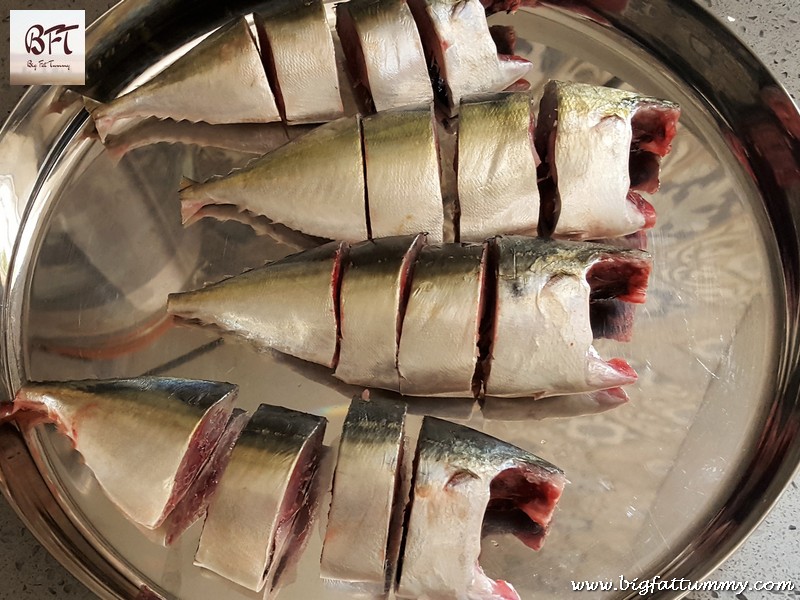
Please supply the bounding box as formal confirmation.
[457,92,540,241]
[7,377,237,529]
[255,0,343,123]
[407,0,532,112]
[337,0,433,113]
[168,235,651,399]
[536,80,681,239]
[87,18,279,141]
[321,396,408,593]
[194,404,326,592]
[396,416,566,600]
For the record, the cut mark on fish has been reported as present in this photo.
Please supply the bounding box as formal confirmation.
[331,242,350,370]
[396,235,428,372]
[254,13,288,123]
[140,338,225,377]
[358,115,373,240]
[473,240,498,398]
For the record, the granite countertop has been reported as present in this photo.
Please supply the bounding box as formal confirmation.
[0,0,798,598]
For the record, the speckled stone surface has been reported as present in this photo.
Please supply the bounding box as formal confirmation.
[0,0,798,599]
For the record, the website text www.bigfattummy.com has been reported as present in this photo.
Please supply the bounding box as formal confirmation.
[570,576,797,595]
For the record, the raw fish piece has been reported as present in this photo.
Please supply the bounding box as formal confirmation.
[10,378,237,529]
[255,0,343,123]
[167,241,347,368]
[397,241,487,397]
[195,404,326,592]
[407,0,531,112]
[484,236,650,398]
[180,117,368,241]
[150,409,250,546]
[320,397,407,592]
[362,107,444,242]
[458,92,540,241]
[335,235,426,390]
[87,18,280,141]
[396,416,566,600]
[336,0,433,112]
[536,80,680,239]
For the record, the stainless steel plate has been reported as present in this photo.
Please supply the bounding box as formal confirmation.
[1,1,799,599]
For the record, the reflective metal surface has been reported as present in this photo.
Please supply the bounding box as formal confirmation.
[0,1,799,599]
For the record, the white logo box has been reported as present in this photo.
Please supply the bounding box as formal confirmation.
[10,10,85,85]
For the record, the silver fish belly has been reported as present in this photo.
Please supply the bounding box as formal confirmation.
[337,0,433,112]
[167,241,346,368]
[255,0,343,124]
[485,236,651,398]
[335,235,426,390]
[458,92,540,241]
[194,404,326,592]
[179,117,368,241]
[321,396,408,592]
[362,106,445,242]
[11,377,237,529]
[397,241,487,397]
[88,18,280,141]
[536,80,680,239]
[397,416,566,600]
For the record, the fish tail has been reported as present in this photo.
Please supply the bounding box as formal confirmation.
[178,178,206,225]
[84,97,115,142]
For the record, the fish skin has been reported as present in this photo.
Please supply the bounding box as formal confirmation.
[396,416,566,600]
[362,107,445,242]
[485,236,650,398]
[194,404,326,592]
[335,235,426,390]
[255,0,344,124]
[397,241,487,397]
[458,92,540,241]
[179,117,368,241]
[167,241,346,368]
[89,18,280,142]
[337,0,433,112]
[12,378,237,529]
[536,80,680,239]
[320,396,407,592]
[407,0,532,113]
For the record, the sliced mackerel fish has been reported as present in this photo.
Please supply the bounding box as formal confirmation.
[168,235,651,400]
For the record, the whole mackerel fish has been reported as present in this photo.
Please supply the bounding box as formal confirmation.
[167,235,651,400]
[194,404,327,592]
[397,416,566,600]
[5,378,238,529]
[320,396,408,593]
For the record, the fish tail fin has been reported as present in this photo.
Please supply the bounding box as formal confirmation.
[178,178,207,225]
[84,97,118,142]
